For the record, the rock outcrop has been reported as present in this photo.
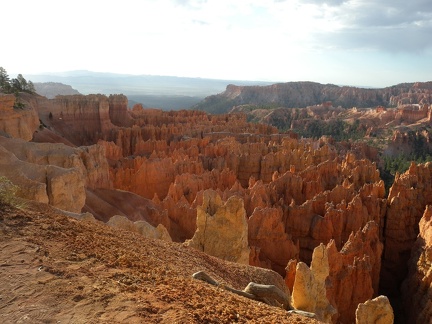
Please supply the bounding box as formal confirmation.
[401,205,432,323]
[0,94,40,141]
[290,244,336,323]
[382,162,432,294]
[34,82,81,99]
[185,190,250,264]
[193,81,432,114]
[0,142,85,213]
[326,221,383,323]
[107,215,171,241]
[248,207,299,274]
[355,295,394,324]
[287,221,383,323]
[34,94,115,145]
[0,136,112,190]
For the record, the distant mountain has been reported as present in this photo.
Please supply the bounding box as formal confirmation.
[192,81,432,114]
[27,71,272,110]
[127,95,203,110]
[34,82,81,99]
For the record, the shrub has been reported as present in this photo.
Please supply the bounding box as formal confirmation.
[0,176,22,210]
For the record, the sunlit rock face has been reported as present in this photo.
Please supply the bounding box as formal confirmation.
[382,162,432,294]
[287,221,382,323]
[184,190,250,264]
[402,205,432,323]
[355,295,394,324]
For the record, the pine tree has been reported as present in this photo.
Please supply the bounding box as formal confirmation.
[0,67,11,92]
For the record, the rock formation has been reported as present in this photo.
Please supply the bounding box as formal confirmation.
[355,295,394,324]
[326,221,383,323]
[382,162,432,294]
[6,90,432,322]
[287,221,383,323]
[185,190,250,264]
[290,244,336,323]
[401,205,432,323]
[0,136,112,190]
[248,207,299,274]
[0,93,40,141]
[194,81,432,114]
[0,141,85,213]
[34,94,115,145]
[34,82,81,99]
[107,215,171,241]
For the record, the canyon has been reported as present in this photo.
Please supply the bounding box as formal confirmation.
[1,88,432,323]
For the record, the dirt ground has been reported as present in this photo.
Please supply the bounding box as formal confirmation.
[0,204,320,323]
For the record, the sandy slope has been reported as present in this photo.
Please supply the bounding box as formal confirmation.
[0,204,320,324]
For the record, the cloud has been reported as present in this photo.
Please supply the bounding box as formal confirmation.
[172,0,208,8]
[294,0,432,52]
[298,0,346,6]
[340,0,432,28]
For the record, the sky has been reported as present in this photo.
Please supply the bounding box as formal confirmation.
[2,0,432,87]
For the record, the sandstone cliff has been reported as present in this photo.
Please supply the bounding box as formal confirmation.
[401,205,432,323]
[34,82,81,99]
[0,141,85,213]
[34,94,115,145]
[0,94,40,141]
[193,81,432,114]
[326,221,383,323]
[382,162,432,294]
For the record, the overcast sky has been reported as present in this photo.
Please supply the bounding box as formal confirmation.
[2,0,432,87]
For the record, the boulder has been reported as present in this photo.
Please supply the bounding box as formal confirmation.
[107,215,171,241]
[355,295,394,324]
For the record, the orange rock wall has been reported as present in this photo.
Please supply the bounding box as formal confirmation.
[402,206,432,323]
[382,162,432,294]
[0,94,40,141]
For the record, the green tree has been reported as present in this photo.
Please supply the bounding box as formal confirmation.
[11,74,26,92]
[10,73,35,94]
[0,67,11,92]
[27,80,35,93]
[0,68,35,94]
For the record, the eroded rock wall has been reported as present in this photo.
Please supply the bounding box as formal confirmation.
[401,205,432,323]
[0,94,40,141]
[382,162,432,294]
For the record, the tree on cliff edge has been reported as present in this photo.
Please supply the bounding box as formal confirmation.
[0,67,11,92]
[0,67,35,94]
[11,74,35,93]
